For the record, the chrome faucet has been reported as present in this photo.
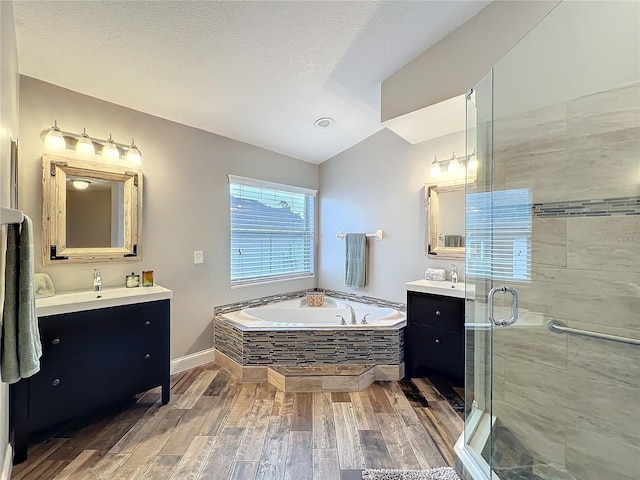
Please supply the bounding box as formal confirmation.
[92,269,103,291]
[346,305,357,325]
[450,264,458,284]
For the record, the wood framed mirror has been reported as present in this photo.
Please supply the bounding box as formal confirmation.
[42,155,143,264]
[426,183,466,259]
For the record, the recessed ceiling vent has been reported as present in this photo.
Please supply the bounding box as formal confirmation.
[314,117,334,129]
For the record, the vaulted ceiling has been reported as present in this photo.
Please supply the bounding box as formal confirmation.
[13,1,490,163]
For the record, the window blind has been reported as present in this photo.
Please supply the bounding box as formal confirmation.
[465,188,531,282]
[229,176,316,286]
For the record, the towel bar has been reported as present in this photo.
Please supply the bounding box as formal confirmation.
[547,320,640,347]
[1,207,24,226]
[336,229,383,240]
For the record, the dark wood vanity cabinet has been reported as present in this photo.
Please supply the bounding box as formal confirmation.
[11,299,170,463]
[405,290,464,380]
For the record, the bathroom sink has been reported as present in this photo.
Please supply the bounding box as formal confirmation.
[36,285,172,317]
[405,279,468,299]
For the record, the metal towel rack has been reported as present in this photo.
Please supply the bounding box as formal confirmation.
[336,229,383,240]
[548,319,640,347]
[0,207,24,226]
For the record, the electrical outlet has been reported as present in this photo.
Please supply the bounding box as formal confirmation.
[194,250,204,264]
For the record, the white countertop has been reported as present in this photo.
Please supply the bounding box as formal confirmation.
[36,285,172,317]
[406,279,467,299]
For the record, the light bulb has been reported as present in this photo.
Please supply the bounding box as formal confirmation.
[71,180,90,190]
[468,157,478,171]
[76,128,95,157]
[44,120,66,152]
[448,154,460,174]
[430,156,440,177]
[102,133,120,160]
[125,139,142,165]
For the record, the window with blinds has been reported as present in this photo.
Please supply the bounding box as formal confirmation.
[465,188,531,282]
[229,175,316,286]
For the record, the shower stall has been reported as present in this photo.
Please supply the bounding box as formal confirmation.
[458,2,640,479]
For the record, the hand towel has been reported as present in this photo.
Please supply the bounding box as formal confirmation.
[424,268,446,282]
[445,235,462,247]
[2,215,42,384]
[345,233,367,288]
[34,273,55,299]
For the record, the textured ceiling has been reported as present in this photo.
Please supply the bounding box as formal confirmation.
[13,1,489,163]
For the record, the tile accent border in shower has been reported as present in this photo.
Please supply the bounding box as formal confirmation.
[533,195,640,217]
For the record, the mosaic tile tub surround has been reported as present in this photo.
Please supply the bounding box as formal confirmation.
[213,290,405,367]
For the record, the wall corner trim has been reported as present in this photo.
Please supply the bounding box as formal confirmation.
[169,348,215,375]
[2,444,12,480]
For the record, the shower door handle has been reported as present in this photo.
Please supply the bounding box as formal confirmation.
[488,286,518,327]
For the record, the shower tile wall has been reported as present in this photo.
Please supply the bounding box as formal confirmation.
[491,82,640,480]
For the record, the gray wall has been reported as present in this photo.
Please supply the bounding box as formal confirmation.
[318,128,467,303]
[0,0,20,471]
[19,77,318,358]
[381,1,559,122]
[66,189,112,248]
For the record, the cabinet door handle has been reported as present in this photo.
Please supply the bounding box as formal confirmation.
[144,354,150,360]
[52,338,60,345]
[144,321,151,327]
[52,379,61,387]
[435,339,441,344]
[435,310,441,316]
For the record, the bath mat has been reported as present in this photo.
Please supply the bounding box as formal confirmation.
[362,467,461,480]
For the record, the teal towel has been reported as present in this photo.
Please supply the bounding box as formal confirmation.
[345,233,368,288]
[445,235,462,247]
[2,215,42,384]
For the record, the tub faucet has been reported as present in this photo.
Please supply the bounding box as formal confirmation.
[450,264,458,284]
[346,305,357,325]
[92,269,103,292]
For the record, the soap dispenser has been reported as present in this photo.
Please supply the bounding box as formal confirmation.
[126,272,140,288]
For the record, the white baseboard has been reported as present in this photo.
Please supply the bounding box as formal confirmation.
[170,348,215,375]
[2,444,12,480]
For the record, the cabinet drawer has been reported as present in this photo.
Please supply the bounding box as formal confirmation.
[28,350,164,424]
[28,357,99,423]
[39,301,168,364]
[407,323,464,378]
[409,294,463,332]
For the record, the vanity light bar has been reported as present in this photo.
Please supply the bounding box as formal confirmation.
[430,148,477,176]
[41,121,142,164]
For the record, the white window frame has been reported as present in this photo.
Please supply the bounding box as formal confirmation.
[228,175,316,287]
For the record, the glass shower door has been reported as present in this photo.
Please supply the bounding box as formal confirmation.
[462,70,495,479]
[463,2,640,480]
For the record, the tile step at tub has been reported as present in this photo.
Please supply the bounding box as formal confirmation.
[213,349,404,392]
[269,364,375,377]
[266,364,376,393]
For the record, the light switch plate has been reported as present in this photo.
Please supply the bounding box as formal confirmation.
[194,250,204,264]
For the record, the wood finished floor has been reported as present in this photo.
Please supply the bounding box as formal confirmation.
[12,363,463,480]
